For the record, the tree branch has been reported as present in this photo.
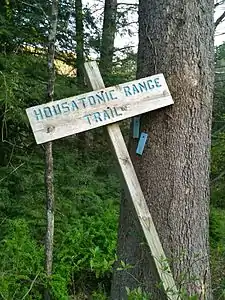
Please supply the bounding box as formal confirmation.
[212,124,225,136]
[114,45,136,52]
[119,21,137,27]
[215,1,225,8]
[215,10,225,29]
[21,273,40,300]
[44,0,58,299]
[211,170,225,185]
[117,2,138,6]
[19,0,48,19]
[215,32,225,36]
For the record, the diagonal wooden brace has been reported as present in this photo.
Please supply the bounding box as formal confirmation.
[84,61,179,300]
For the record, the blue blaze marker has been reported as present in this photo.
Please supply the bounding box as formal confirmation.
[133,117,140,138]
[136,132,148,156]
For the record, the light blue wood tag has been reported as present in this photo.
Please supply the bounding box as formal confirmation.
[136,132,148,156]
[133,117,140,138]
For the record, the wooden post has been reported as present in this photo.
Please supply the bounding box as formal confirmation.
[84,61,179,300]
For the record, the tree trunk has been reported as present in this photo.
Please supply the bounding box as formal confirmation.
[44,0,58,299]
[111,1,214,299]
[99,0,117,78]
[75,0,90,152]
[75,0,84,85]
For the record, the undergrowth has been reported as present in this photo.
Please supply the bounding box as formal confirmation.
[1,53,225,299]
[0,144,120,299]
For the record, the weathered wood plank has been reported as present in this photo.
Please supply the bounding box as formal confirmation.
[84,61,179,300]
[26,73,173,144]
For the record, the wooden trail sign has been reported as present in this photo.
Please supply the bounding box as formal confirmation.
[84,62,179,299]
[26,61,179,299]
[26,73,173,144]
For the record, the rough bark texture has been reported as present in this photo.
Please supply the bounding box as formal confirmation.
[44,1,58,299]
[75,0,84,85]
[45,143,55,278]
[100,0,117,77]
[75,0,91,152]
[111,1,214,299]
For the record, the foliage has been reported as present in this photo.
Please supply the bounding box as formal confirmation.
[210,207,225,299]
[0,140,120,298]
[211,132,225,208]
[125,287,150,300]
[0,219,44,300]
[211,43,225,211]
[0,52,84,165]
[207,43,225,300]
[0,52,124,298]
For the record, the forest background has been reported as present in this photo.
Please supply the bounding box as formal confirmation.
[1,0,225,299]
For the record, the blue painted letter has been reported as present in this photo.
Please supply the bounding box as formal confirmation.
[84,114,92,125]
[93,112,102,122]
[34,109,43,121]
[154,78,162,88]
[44,107,53,118]
[103,110,111,120]
[96,92,106,104]
[53,104,62,116]
[132,84,140,95]
[61,102,70,113]
[88,96,96,106]
[71,100,79,111]
[123,86,132,97]
[138,82,147,92]
[113,107,122,117]
[109,89,118,100]
[78,98,86,108]
[147,80,155,90]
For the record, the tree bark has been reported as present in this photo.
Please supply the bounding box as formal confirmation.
[111,1,214,299]
[75,0,90,152]
[100,0,117,78]
[44,0,58,299]
[75,0,84,85]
